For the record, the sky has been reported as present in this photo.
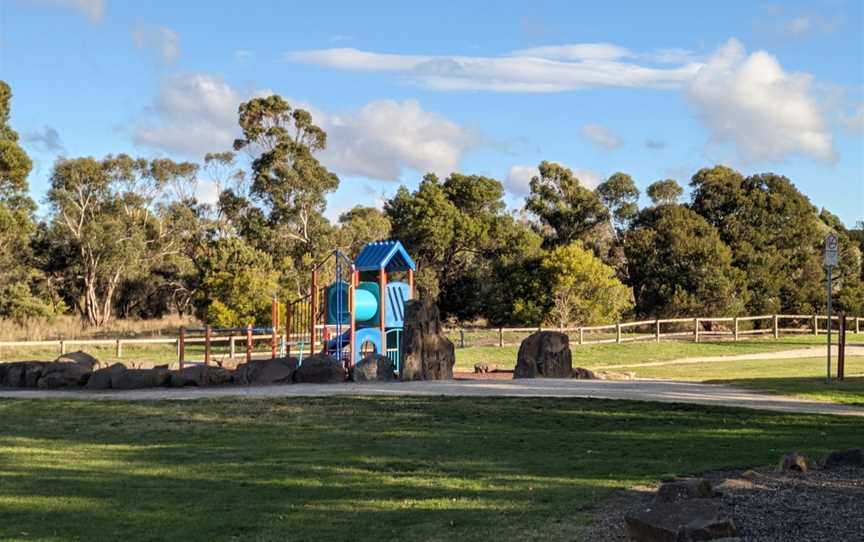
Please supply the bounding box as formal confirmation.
[1,0,862,225]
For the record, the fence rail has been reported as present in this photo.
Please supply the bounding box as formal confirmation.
[447,314,862,348]
[0,314,860,357]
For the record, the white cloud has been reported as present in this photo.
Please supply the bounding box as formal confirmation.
[194,179,220,205]
[505,164,600,196]
[284,46,702,92]
[581,123,623,149]
[840,104,864,135]
[132,73,261,157]
[644,138,666,150]
[30,0,105,22]
[755,10,844,39]
[511,43,631,61]
[131,74,478,180]
[25,125,64,153]
[132,22,180,63]
[686,38,834,163]
[319,99,480,180]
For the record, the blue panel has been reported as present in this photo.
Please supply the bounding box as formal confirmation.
[384,281,410,328]
[354,328,382,362]
[354,240,416,272]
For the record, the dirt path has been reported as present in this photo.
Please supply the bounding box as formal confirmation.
[2,378,862,417]
[591,345,864,370]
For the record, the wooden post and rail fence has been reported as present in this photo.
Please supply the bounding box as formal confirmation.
[0,313,858,364]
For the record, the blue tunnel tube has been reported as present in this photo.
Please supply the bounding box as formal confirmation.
[326,282,379,324]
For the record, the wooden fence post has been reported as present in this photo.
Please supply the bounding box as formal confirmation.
[115,338,122,358]
[498,327,503,347]
[733,317,739,342]
[773,314,779,339]
[245,324,253,363]
[655,320,660,343]
[813,314,818,335]
[229,336,236,359]
[178,327,185,370]
[204,326,212,366]
[579,327,584,345]
[271,296,278,359]
[459,329,465,348]
[856,317,860,335]
[59,339,65,355]
[694,318,700,343]
[838,314,846,381]
[616,323,622,344]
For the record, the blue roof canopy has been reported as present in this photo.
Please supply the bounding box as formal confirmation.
[354,240,416,272]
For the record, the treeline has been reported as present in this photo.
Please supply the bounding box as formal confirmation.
[1,82,861,328]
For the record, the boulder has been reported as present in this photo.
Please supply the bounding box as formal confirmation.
[169,365,231,387]
[351,354,397,382]
[656,478,714,503]
[399,298,455,381]
[780,452,812,473]
[85,363,127,390]
[54,351,100,371]
[293,354,345,384]
[2,362,32,388]
[111,367,170,390]
[0,363,8,386]
[822,448,864,469]
[232,357,298,385]
[23,362,48,388]
[514,331,572,379]
[37,362,92,388]
[572,367,597,379]
[625,499,737,542]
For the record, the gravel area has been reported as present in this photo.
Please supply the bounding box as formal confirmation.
[581,465,864,541]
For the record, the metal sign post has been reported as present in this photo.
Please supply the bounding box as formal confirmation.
[824,233,839,384]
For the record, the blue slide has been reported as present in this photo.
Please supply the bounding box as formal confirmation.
[324,330,352,351]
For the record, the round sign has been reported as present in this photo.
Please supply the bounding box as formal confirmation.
[826,234,838,251]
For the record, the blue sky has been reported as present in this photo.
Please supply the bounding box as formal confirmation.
[2,0,862,225]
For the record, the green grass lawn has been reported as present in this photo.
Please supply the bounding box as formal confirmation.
[453,333,864,371]
[612,356,864,406]
[0,397,861,542]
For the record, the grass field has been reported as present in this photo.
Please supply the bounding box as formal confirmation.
[453,333,864,371]
[612,356,864,405]
[0,397,861,542]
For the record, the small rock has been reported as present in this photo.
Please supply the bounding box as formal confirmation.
[232,357,298,385]
[473,362,500,374]
[780,452,812,473]
[656,478,714,502]
[822,448,864,469]
[625,499,737,542]
[572,367,597,379]
[595,370,636,380]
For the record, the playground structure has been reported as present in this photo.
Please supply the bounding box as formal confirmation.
[287,240,416,371]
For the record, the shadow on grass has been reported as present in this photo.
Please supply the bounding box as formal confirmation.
[704,376,864,406]
[0,397,861,542]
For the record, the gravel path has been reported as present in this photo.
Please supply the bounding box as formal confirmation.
[581,466,864,542]
[1,378,862,417]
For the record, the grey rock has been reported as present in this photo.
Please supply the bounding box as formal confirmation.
[572,367,597,379]
[111,367,170,390]
[473,362,500,374]
[399,298,455,381]
[54,351,100,371]
[656,478,714,502]
[351,354,396,382]
[625,498,737,542]
[37,362,92,388]
[85,363,127,390]
[232,357,298,385]
[822,448,864,469]
[169,365,231,387]
[293,354,345,384]
[514,331,572,379]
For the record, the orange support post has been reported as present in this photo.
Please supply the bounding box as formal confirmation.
[245,324,253,363]
[285,304,292,357]
[178,326,186,370]
[204,326,212,366]
[271,296,278,359]
[310,270,318,354]
[379,268,387,349]
[349,278,356,365]
[407,268,415,298]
